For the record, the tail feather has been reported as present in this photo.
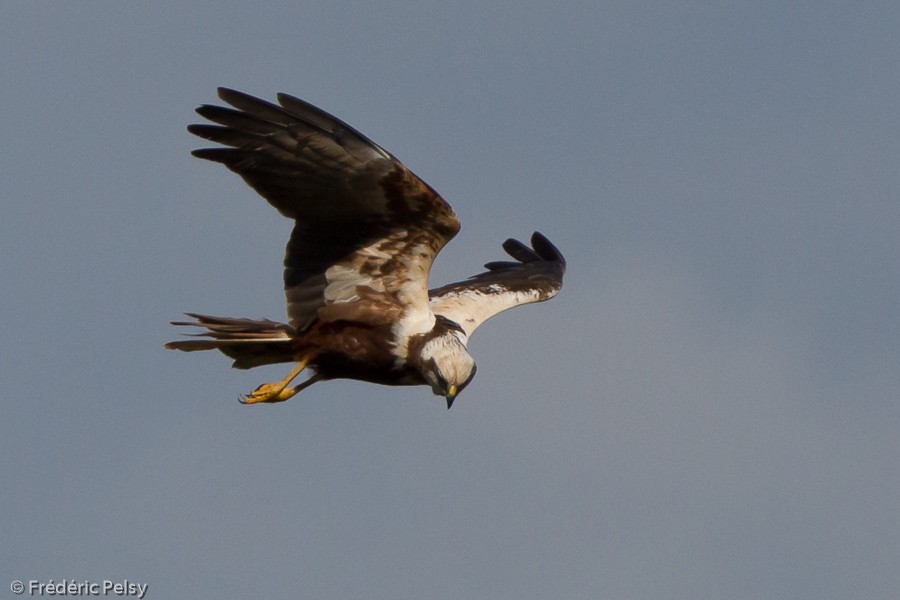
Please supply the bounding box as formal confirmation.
[165,313,297,369]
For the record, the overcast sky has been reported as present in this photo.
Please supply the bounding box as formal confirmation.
[2,2,899,599]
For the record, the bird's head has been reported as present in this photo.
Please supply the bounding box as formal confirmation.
[416,320,477,408]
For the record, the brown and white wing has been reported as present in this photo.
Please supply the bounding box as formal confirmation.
[428,232,566,339]
[188,88,460,331]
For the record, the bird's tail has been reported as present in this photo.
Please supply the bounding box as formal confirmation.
[165,313,297,369]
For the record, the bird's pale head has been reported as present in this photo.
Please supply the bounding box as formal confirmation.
[417,326,477,409]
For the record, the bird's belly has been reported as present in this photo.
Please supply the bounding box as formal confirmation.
[304,323,423,386]
[312,351,420,386]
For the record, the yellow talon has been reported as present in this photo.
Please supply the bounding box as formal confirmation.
[239,357,311,405]
[242,383,297,404]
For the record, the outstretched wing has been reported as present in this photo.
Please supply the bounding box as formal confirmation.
[428,232,566,339]
[188,88,460,332]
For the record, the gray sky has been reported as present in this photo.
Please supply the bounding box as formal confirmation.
[3,2,899,598]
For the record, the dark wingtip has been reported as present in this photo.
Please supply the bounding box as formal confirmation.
[216,86,249,105]
[498,232,565,268]
[501,238,539,263]
[530,231,566,268]
[276,91,308,109]
[186,123,222,141]
[483,260,518,271]
[194,103,222,119]
[190,148,222,161]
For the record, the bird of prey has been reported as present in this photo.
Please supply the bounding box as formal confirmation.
[166,88,565,408]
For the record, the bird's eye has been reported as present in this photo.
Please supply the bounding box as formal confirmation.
[435,371,448,392]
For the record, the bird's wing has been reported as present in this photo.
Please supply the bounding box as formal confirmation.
[189,88,460,332]
[428,232,566,339]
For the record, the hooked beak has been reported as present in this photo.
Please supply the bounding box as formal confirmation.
[445,384,458,409]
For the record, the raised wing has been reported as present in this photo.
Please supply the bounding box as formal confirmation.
[428,232,566,339]
[188,88,461,331]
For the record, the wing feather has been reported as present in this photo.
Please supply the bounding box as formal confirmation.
[189,88,460,332]
[428,232,566,339]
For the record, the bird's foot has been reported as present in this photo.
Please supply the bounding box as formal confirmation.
[240,382,297,404]
[238,358,312,405]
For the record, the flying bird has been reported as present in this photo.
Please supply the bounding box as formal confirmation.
[166,88,565,408]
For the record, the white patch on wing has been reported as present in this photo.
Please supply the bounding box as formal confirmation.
[322,236,401,303]
[321,232,441,363]
[323,264,377,302]
[394,239,433,302]
[388,237,439,362]
[430,287,545,339]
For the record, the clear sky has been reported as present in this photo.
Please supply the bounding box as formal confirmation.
[2,2,899,598]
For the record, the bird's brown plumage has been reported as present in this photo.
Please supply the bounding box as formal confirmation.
[167,88,565,406]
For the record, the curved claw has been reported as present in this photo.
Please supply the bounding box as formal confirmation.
[237,359,311,405]
[242,382,295,404]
